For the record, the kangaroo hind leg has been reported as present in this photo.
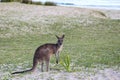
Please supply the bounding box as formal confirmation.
[31,57,38,72]
[41,61,44,72]
[45,57,50,72]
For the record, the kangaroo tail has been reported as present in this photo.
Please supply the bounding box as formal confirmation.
[12,52,38,74]
[12,68,33,74]
[12,61,37,74]
[12,59,38,74]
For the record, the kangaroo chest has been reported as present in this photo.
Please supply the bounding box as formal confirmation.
[57,45,63,52]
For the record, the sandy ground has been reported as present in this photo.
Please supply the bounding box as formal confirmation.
[0,2,120,19]
[0,63,120,80]
[10,68,120,80]
[88,69,120,80]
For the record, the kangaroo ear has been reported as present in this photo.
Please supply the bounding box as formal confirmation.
[62,34,65,38]
[56,35,59,39]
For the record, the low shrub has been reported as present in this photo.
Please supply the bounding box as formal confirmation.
[14,0,21,2]
[21,0,31,4]
[1,0,14,2]
[31,1,42,5]
[44,1,57,6]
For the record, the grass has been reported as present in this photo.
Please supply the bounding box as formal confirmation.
[0,2,120,77]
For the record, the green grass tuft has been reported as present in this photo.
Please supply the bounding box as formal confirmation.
[60,55,71,72]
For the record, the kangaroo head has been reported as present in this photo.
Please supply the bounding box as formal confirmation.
[55,35,65,64]
[56,35,65,45]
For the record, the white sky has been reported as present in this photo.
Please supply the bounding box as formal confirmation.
[32,0,120,5]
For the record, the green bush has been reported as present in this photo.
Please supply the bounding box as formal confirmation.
[21,0,31,4]
[31,1,42,5]
[1,0,14,2]
[14,0,21,2]
[44,1,57,6]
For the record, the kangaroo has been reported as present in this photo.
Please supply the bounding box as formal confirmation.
[12,35,65,74]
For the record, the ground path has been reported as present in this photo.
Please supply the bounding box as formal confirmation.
[11,68,120,80]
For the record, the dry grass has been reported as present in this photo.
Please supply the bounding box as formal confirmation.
[0,2,114,38]
[0,2,120,38]
[0,2,120,19]
[0,2,111,18]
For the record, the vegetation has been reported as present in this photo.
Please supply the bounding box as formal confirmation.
[21,0,30,4]
[44,1,57,6]
[60,55,71,72]
[0,0,56,6]
[31,1,42,5]
[1,0,20,2]
[1,0,13,2]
